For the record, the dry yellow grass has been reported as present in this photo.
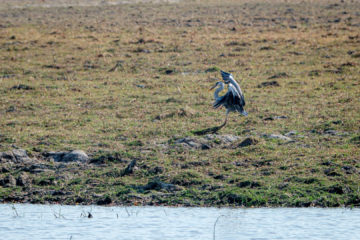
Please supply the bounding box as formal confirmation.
[0,0,359,206]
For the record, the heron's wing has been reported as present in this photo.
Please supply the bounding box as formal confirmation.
[227,84,247,116]
[213,87,247,116]
[220,70,245,106]
[228,83,245,107]
[220,70,233,84]
[228,84,242,107]
[213,95,226,109]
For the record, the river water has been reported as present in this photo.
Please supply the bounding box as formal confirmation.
[0,204,359,240]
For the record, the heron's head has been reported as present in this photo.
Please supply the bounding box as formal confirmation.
[209,81,224,90]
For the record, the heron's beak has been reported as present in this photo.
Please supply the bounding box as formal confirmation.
[209,84,216,91]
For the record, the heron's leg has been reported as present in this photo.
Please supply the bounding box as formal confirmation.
[220,110,229,127]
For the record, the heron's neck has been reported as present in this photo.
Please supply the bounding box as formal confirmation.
[214,83,224,100]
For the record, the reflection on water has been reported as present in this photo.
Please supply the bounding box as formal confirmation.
[0,204,359,240]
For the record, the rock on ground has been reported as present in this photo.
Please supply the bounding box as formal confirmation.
[16,172,31,186]
[0,149,33,164]
[237,137,259,147]
[0,175,16,187]
[205,134,240,144]
[172,134,242,150]
[175,137,203,149]
[45,150,89,163]
[144,179,180,192]
[265,134,293,142]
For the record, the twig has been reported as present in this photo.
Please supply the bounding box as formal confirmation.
[125,207,131,217]
[51,205,66,219]
[11,204,19,217]
[213,215,225,240]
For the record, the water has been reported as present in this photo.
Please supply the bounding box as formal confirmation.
[0,204,359,240]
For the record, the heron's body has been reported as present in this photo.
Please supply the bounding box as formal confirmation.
[210,71,247,126]
[220,70,245,106]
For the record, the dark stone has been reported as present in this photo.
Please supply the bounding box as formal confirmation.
[43,64,62,69]
[23,164,54,173]
[50,190,69,196]
[259,46,274,50]
[122,159,137,176]
[274,116,288,120]
[0,152,14,162]
[2,175,16,187]
[97,196,112,205]
[257,81,280,88]
[175,138,202,149]
[75,197,85,203]
[10,84,34,90]
[233,160,250,167]
[342,166,356,174]
[261,169,273,176]
[346,194,360,206]
[324,168,341,176]
[187,161,209,167]
[37,178,55,186]
[133,47,151,53]
[268,72,288,79]
[321,161,333,166]
[327,185,344,194]
[149,166,164,175]
[144,179,178,192]
[6,106,16,112]
[238,138,259,147]
[16,173,30,186]
[288,51,304,55]
[237,180,261,188]
[213,174,226,180]
[201,144,211,150]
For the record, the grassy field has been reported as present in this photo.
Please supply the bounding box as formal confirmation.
[1,0,360,207]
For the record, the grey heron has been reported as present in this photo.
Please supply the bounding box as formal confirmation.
[210,71,247,126]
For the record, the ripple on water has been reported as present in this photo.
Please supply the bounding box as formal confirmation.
[0,204,359,240]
